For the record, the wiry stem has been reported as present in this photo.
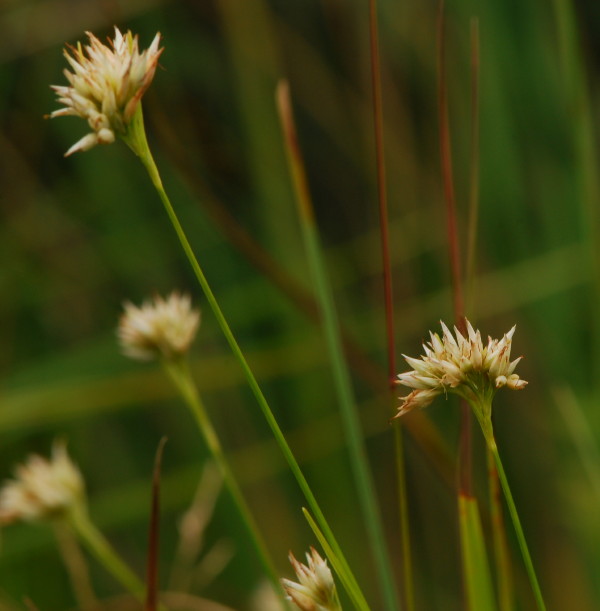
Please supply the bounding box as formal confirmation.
[121,104,365,609]
[368,1,414,608]
[162,358,281,594]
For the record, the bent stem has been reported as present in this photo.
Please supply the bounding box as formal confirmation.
[473,406,546,611]
[121,105,367,610]
[162,358,282,594]
[70,504,144,599]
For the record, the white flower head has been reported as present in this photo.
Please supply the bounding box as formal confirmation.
[118,292,200,361]
[49,27,163,156]
[282,547,340,611]
[0,441,84,525]
[394,318,527,418]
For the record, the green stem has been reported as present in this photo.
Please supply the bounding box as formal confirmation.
[276,82,399,611]
[486,437,546,611]
[54,520,98,611]
[486,447,513,611]
[70,504,144,599]
[122,106,367,610]
[162,358,282,593]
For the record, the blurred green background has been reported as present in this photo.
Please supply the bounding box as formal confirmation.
[1,0,600,609]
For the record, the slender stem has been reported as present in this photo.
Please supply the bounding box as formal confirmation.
[486,447,513,611]
[54,520,98,611]
[436,0,471,498]
[276,81,399,611]
[70,505,145,599]
[162,358,282,593]
[367,3,415,608]
[486,438,546,611]
[122,106,366,609]
[465,18,481,316]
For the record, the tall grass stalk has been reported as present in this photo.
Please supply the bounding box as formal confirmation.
[162,358,282,593]
[120,103,363,606]
[473,406,547,611]
[276,80,401,611]
[368,1,414,607]
[54,521,97,611]
[463,19,514,610]
[70,504,145,599]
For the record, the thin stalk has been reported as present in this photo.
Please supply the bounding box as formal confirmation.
[482,434,546,611]
[276,80,400,611]
[162,358,281,593]
[436,0,471,496]
[486,448,513,611]
[54,521,98,611]
[465,18,481,316]
[70,505,145,599]
[121,106,365,608]
[367,2,414,608]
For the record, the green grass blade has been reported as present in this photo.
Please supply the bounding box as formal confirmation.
[458,494,499,611]
[302,508,370,611]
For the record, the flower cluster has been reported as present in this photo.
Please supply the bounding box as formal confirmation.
[0,441,84,524]
[118,292,200,361]
[49,27,162,156]
[282,548,340,611]
[394,319,527,418]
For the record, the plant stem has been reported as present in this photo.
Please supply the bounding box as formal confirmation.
[486,437,546,611]
[276,80,399,611]
[367,1,415,607]
[54,520,98,611]
[162,358,282,593]
[70,505,144,599]
[486,447,513,611]
[122,105,367,609]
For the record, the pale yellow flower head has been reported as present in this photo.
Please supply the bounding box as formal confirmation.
[118,292,200,361]
[49,27,162,156]
[282,548,340,611]
[395,318,527,418]
[0,441,84,525]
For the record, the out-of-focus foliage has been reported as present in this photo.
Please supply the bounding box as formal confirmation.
[1,0,600,609]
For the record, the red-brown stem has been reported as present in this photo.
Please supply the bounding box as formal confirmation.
[145,437,168,611]
[369,0,396,386]
[437,0,471,495]
[465,18,480,314]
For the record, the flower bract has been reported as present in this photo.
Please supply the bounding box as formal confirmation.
[395,318,527,418]
[118,292,200,361]
[49,27,162,156]
[282,547,340,611]
[0,441,84,524]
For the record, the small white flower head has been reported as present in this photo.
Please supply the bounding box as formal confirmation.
[49,27,163,156]
[282,547,340,611]
[394,318,527,419]
[118,292,200,361]
[0,441,84,525]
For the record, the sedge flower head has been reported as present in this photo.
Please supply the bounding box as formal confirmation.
[49,27,162,156]
[118,292,200,361]
[394,319,527,418]
[282,548,340,611]
[0,441,84,525]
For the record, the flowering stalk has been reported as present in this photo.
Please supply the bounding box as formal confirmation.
[121,99,361,611]
[0,442,144,601]
[163,357,283,593]
[70,503,145,599]
[395,320,546,610]
[51,29,360,608]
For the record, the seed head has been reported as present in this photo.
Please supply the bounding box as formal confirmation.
[118,292,200,361]
[394,319,527,418]
[49,27,162,156]
[282,547,340,611]
[0,441,84,525]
